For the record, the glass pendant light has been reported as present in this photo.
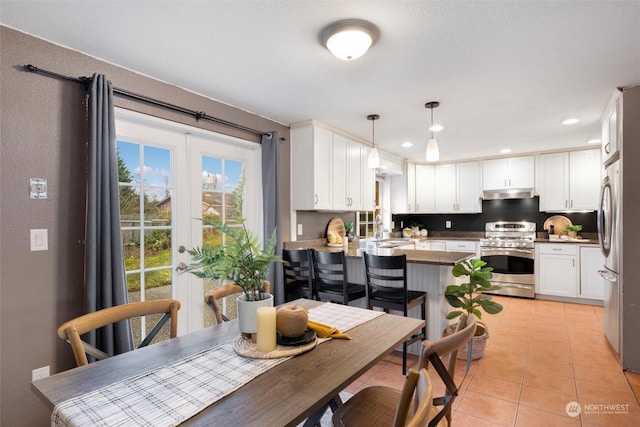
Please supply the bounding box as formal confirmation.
[425,101,440,162]
[367,114,380,168]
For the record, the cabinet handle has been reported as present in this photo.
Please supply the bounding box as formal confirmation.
[565,200,568,208]
[408,203,411,211]
[570,200,573,208]
[605,142,611,154]
[315,194,318,205]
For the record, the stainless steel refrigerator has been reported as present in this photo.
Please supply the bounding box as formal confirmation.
[599,85,640,372]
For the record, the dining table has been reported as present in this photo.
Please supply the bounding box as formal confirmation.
[32,299,425,427]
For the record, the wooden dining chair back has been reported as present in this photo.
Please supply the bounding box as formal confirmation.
[332,367,433,427]
[282,248,315,302]
[204,281,271,324]
[57,299,181,367]
[363,252,427,374]
[418,314,477,427]
[312,249,365,305]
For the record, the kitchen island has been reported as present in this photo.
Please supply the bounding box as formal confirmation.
[283,240,473,347]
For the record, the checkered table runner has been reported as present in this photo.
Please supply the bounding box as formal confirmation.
[51,303,384,427]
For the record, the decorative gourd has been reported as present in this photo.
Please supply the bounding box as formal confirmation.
[276,305,309,338]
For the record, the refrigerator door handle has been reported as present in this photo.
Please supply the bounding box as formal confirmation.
[598,269,618,283]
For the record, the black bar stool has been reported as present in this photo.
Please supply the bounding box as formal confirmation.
[363,252,427,374]
[282,248,314,302]
[312,249,366,305]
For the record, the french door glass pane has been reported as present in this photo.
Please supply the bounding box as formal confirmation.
[117,139,174,343]
[201,156,244,327]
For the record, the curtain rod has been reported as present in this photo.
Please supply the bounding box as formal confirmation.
[22,64,269,138]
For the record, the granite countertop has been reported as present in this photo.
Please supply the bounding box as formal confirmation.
[283,239,472,266]
[535,238,598,245]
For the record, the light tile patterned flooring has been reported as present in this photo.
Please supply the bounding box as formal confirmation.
[343,296,640,426]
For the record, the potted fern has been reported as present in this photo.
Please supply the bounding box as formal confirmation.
[186,173,280,333]
[444,258,503,359]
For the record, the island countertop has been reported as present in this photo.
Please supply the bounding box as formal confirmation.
[283,240,472,266]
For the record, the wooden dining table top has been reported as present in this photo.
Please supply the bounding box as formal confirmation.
[32,299,425,427]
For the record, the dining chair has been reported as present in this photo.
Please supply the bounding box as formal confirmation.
[312,249,365,305]
[282,248,315,302]
[363,252,427,374]
[57,299,181,367]
[204,281,271,324]
[418,314,477,427]
[332,367,434,427]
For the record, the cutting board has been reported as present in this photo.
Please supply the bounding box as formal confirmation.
[543,215,572,235]
[325,217,346,239]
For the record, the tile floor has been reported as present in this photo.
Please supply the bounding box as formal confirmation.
[343,296,640,426]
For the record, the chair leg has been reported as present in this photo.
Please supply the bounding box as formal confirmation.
[421,299,427,340]
[402,341,408,375]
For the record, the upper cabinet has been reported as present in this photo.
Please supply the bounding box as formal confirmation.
[291,122,373,212]
[538,149,601,212]
[434,161,482,213]
[482,156,535,190]
[415,164,436,212]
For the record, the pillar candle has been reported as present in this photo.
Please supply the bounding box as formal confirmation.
[256,306,277,352]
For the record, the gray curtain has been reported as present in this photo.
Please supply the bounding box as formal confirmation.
[84,74,133,358]
[261,132,283,304]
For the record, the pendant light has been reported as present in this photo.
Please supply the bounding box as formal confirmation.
[425,101,440,162]
[367,114,380,168]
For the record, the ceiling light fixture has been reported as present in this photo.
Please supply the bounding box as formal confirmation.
[587,138,602,144]
[321,19,379,60]
[562,118,580,125]
[401,141,413,148]
[367,114,380,168]
[425,101,440,162]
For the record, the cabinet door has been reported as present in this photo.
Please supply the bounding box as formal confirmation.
[415,165,435,212]
[406,163,416,213]
[456,162,481,213]
[509,156,535,188]
[362,146,376,211]
[580,247,605,300]
[482,158,509,190]
[538,152,569,211]
[434,164,456,212]
[538,253,577,297]
[347,139,363,210]
[291,125,333,210]
[312,127,333,210]
[331,134,349,210]
[569,149,601,210]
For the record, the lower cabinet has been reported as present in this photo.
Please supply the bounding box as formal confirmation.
[536,244,603,301]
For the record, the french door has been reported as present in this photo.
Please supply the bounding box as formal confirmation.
[115,108,262,337]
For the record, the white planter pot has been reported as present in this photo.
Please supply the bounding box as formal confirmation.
[237,293,274,334]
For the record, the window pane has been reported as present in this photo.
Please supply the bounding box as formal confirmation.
[144,229,172,269]
[117,140,141,184]
[123,230,140,271]
[143,146,171,188]
[126,272,141,296]
[144,188,172,224]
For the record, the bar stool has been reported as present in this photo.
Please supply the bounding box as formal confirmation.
[282,248,315,302]
[312,249,365,305]
[363,252,427,374]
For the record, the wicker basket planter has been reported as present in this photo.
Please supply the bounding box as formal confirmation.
[444,321,488,360]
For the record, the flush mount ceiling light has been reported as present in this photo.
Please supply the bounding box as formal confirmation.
[367,114,380,168]
[562,118,580,125]
[425,101,440,162]
[321,19,379,60]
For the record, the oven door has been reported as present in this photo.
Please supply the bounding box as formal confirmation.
[480,247,535,298]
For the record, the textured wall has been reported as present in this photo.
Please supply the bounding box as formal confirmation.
[0,25,290,425]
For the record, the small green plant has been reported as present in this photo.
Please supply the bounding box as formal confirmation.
[445,258,503,320]
[344,221,354,233]
[565,224,583,232]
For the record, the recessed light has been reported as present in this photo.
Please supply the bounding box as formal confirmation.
[562,118,580,125]
[401,141,413,148]
[587,138,602,144]
[429,124,444,132]
[500,148,512,154]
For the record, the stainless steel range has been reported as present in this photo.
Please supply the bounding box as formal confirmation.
[479,221,536,298]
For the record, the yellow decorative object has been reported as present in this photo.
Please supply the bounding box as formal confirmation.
[307,320,351,340]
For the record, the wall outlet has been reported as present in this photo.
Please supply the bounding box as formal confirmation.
[32,365,50,382]
[446,220,452,229]
[297,224,303,235]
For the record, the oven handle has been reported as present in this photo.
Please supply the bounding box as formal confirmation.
[480,248,535,259]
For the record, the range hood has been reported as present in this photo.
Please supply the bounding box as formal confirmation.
[482,188,535,200]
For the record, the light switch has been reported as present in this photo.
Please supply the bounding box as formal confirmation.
[445,221,452,229]
[30,229,48,251]
[30,178,47,199]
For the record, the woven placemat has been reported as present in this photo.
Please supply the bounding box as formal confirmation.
[232,335,317,359]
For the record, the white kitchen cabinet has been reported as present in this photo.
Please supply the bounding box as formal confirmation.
[537,244,578,297]
[415,240,446,251]
[407,162,416,213]
[291,125,333,210]
[538,149,601,212]
[580,246,605,300]
[415,164,435,212]
[332,134,363,211]
[362,146,376,211]
[435,162,481,213]
[445,240,477,253]
[482,156,535,190]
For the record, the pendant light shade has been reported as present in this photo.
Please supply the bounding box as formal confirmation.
[425,101,440,162]
[321,19,379,61]
[367,114,380,169]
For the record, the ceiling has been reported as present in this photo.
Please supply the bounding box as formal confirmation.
[2,1,639,164]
